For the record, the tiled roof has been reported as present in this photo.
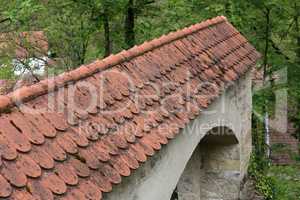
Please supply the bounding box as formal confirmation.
[0,16,260,199]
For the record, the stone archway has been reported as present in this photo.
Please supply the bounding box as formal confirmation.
[175,126,241,200]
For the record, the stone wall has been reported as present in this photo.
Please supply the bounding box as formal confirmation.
[177,131,241,200]
[104,71,253,200]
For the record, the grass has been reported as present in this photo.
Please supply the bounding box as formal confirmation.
[268,164,300,200]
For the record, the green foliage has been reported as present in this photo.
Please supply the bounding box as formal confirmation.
[1,0,299,79]
[271,143,288,153]
[253,88,276,118]
[255,174,275,200]
[268,165,300,200]
[252,112,270,165]
[249,155,275,200]
[251,112,274,199]
[1,0,44,29]
[0,65,14,80]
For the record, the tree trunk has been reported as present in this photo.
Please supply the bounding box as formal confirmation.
[125,0,135,48]
[76,21,88,66]
[263,7,270,81]
[263,7,271,160]
[80,40,88,65]
[294,3,300,64]
[103,8,111,57]
[293,3,300,142]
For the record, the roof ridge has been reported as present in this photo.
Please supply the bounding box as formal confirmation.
[0,16,227,112]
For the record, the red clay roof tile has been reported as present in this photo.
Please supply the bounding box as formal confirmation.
[79,180,103,200]
[0,174,12,197]
[1,161,28,187]
[90,172,113,193]
[110,155,131,177]
[16,154,41,178]
[69,158,91,178]
[0,16,261,199]
[27,179,54,200]
[56,163,79,186]
[0,134,18,161]
[41,173,67,195]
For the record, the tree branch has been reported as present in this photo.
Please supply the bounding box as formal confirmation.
[269,39,292,61]
[0,18,10,24]
[15,59,40,82]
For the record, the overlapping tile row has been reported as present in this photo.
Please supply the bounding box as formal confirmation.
[0,16,260,199]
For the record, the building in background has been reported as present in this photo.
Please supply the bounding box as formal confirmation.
[0,31,51,77]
